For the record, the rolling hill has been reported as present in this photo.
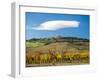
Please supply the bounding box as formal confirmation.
[26,36,89,67]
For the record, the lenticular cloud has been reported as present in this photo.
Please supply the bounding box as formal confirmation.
[32,20,80,30]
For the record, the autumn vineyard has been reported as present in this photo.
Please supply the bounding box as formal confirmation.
[26,36,89,67]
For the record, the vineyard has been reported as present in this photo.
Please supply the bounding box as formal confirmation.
[26,37,89,67]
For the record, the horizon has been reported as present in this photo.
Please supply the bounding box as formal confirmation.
[26,12,90,40]
[26,36,89,40]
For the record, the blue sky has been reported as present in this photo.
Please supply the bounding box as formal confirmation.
[26,12,89,40]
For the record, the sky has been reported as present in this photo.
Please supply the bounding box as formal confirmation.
[25,12,90,40]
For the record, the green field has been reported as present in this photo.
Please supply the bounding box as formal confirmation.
[26,37,89,67]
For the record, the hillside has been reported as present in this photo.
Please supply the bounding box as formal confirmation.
[26,37,89,51]
[26,37,89,67]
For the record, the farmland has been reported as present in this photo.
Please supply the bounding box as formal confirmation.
[26,36,89,67]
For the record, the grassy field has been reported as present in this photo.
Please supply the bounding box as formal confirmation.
[26,37,89,67]
[26,42,45,48]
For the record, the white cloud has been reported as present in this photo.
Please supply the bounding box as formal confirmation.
[32,20,80,30]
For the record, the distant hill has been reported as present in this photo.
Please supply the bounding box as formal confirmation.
[26,36,89,50]
[27,36,89,43]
